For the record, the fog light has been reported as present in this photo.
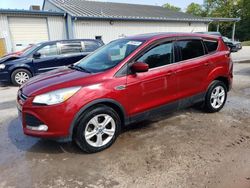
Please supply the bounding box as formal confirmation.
[26,124,48,131]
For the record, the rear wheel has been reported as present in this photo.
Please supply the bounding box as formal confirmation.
[74,105,121,153]
[204,80,227,113]
[11,69,32,86]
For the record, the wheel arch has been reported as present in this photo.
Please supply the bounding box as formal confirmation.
[69,98,127,140]
[10,66,33,80]
[214,76,229,91]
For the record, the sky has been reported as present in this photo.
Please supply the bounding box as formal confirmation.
[0,0,204,10]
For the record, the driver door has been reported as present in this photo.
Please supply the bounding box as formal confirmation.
[32,42,61,74]
[126,40,179,118]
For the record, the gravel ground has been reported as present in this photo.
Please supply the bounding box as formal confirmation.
[0,62,250,188]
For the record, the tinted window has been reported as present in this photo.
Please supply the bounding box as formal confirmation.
[137,42,173,69]
[37,44,58,57]
[83,41,101,52]
[204,40,218,53]
[176,40,204,61]
[60,42,82,55]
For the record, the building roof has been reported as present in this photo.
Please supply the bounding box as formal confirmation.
[0,8,64,16]
[47,0,210,22]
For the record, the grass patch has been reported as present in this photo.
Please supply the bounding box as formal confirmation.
[242,41,250,46]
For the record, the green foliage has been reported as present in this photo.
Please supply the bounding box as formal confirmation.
[163,3,181,12]
[185,0,250,41]
[237,0,250,41]
[186,3,204,16]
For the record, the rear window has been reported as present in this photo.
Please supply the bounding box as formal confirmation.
[175,40,205,61]
[82,41,102,52]
[59,42,82,55]
[203,40,218,53]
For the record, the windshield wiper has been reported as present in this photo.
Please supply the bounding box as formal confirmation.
[69,65,91,73]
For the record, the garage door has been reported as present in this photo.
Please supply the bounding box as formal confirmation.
[8,17,49,51]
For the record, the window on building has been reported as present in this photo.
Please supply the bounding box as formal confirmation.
[137,42,173,69]
[175,40,205,61]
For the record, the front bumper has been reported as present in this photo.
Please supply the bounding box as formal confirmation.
[17,92,78,140]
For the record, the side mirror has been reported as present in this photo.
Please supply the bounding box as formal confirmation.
[131,62,149,73]
[33,52,41,59]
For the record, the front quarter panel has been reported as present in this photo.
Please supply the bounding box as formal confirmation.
[7,58,35,75]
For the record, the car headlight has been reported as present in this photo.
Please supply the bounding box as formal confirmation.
[33,86,81,105]
[0,64,5,70]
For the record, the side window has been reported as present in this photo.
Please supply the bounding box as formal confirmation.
[137,42,173,69]
[203,40,218,53]
[82,41,101,52]
[59,42,82,55]
[37,44,58,57]
[175,40,205,61]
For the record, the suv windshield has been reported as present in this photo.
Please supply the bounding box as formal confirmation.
[74,39,144,73]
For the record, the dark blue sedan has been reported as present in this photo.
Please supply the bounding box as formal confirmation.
[0,39,104,86]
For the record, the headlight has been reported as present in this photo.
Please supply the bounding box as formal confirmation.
[0,64,5,70]
[33,86,81,105]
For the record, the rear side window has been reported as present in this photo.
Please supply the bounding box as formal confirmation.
[175,40,205,61]
[203,40,218,53]
[59,42,82,55]
[82,41,101,52]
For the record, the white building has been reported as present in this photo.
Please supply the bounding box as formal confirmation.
[0,0,210,53]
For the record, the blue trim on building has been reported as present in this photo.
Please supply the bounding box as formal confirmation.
[0,9,64,16]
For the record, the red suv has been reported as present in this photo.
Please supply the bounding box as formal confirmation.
[17,33,233,153]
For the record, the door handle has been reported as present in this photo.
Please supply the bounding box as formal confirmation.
[166,71,175,76]
[204,61,212,66]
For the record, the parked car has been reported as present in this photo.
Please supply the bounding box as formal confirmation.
[222,36,242,52]
[17,33,233,153]
[197,32,241,52]
[0,39,104,86]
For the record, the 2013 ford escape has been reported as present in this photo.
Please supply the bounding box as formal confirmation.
[17,33,233,153]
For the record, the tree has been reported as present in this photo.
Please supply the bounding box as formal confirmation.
[236,0,250,41]
[163,3,181,12]
[186,3,204,16]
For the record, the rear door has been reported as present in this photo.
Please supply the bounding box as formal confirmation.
[32,42,61,74]
[175,38,210,101]
[57,41,86,66]
[57,40,103,66]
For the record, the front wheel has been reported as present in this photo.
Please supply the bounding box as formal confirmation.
[204,80,227,113]
[74,105,121,153]
[11,69,32,86]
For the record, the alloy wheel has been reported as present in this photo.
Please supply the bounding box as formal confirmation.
[84,114,116,147]
[210,85,226,109]
[15,72,30,85]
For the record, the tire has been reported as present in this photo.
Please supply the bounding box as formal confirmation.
[204,80,227,113]
[11,69,32,86]
[74,105,121,153]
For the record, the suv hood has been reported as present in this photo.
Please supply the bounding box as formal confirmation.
[21,67,93,96]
